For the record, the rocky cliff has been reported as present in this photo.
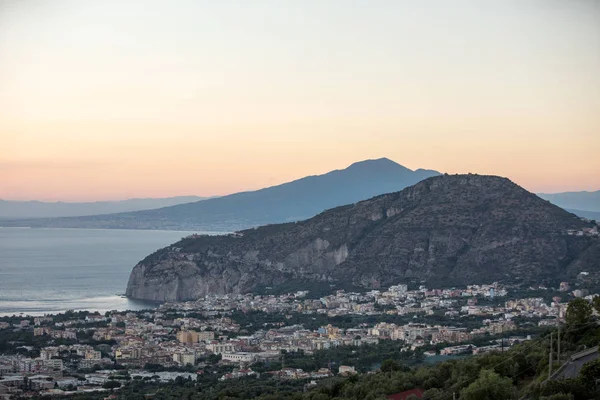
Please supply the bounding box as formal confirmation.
[126,174,600,302]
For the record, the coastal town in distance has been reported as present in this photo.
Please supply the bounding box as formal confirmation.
[2,262,600,399]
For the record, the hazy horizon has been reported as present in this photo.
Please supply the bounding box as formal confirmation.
[2,1,599,201]
[1,157,599,203]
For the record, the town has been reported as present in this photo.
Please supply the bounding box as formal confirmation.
[0,279,597,399]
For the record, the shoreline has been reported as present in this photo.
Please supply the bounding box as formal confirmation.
[0,226,214,234]
[0,228,193,319]
[0,295,161,317]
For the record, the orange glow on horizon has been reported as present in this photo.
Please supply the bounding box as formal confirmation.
[1,1,599,201]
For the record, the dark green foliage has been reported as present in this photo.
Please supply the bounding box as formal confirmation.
[580,359,600,386]
[540,379,594,399]
[565,298,593,327]
[460,369,517,400]
[593,296,600,314]
[102,380,121,389]
[271,340,418,373]
[380,359,401,372]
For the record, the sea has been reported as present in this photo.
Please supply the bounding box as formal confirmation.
[0,227,220,316]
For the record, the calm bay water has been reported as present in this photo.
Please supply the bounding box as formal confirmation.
[0,227,216,316]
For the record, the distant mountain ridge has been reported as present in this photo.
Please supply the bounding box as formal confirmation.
[0,158,440,231]
[126,174,600,302]
[565,209,600,221]
[0,196,206,219]
[538,190,600,213]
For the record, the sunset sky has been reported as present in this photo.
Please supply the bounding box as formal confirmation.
[1,0,599,201]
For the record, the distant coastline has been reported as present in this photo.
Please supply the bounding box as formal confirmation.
[0,295,160,317]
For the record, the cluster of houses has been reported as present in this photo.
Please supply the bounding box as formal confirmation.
[1,280,596,398]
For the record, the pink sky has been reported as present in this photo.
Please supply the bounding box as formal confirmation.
[1,1,599,201]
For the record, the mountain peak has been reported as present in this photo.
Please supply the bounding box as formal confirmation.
[347,157,401,166]
[1,159,440,230]
[345,157,412,173]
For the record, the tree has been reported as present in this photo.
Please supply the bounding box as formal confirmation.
[102,380,121,389]
[592,296,600,314]
[566,298,593,327]
[580,359,600,388]
[542,379,592,399]
[380,359,400,372]
[414,350,426,363]
[207,353,222,364]
[460,369,517,400]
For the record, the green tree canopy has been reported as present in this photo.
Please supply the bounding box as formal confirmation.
[565,298,593,327]
[460,369,517,400]
[102,380,121,389]
[592,296,600,314]
[580,359,600,388]
[380,359,401,372]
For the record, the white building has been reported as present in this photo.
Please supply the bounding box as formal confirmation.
[206,342,237,354]
[221,352,257,363]
[43,359,64,371]
[338,365,356,375]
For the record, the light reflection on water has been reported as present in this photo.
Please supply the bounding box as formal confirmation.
[0,296,159,317]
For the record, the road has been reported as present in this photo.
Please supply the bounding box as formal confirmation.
[553,349,599,380]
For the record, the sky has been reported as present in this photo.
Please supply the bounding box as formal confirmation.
[1,0,599,201]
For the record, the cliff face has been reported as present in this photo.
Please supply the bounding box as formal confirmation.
[126,174,600,302]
